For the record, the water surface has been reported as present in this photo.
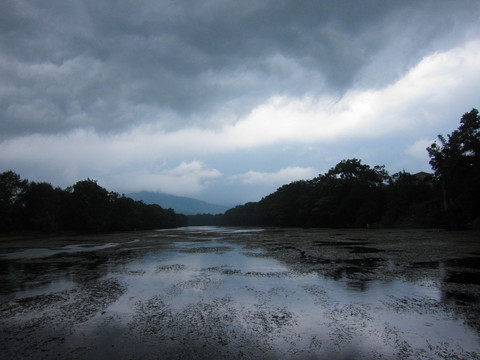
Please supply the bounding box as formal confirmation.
[1,227,479,359]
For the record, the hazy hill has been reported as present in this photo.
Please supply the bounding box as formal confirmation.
[128,191,231,215]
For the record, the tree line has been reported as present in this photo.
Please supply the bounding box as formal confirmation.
[2,108,478,232]
[190,108,480,229]
[0,176,187,233]
[219,160,437,228]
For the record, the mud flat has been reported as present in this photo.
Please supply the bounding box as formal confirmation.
[1,227,480,359]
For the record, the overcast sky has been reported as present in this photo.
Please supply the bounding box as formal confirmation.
[1,0,480,205]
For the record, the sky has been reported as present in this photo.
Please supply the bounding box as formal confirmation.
[1,0,480,206]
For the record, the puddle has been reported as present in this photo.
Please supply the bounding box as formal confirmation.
[1,227,479,359]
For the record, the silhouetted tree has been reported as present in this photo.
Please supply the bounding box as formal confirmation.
[224,202,259,226]
[110,194,143,231]
[21,182,64,232]
[382,171,436,226]
[0,172,186,234]
[254,180,315,227]
[311,159,389,227]
[224,159,393,228]
[65,179,111,233]
[0,171,28,231]
[427,108,480,228]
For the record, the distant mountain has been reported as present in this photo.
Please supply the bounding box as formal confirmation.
[128,191,231,215]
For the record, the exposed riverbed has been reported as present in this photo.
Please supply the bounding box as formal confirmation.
[1,227,479,359]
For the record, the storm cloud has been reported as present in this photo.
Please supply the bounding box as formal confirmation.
[1,0,480,204]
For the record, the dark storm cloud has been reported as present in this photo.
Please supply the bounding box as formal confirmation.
[1,0,479,137]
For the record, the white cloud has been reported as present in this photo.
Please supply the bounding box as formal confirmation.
[223,39,480,145]
[106,161,221,196]
[405,138,434,160]
[1,40,479,197]
[0,130,220,195]
[233,166,318,186]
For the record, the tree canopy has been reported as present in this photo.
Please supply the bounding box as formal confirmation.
[0,171,28,231]
[427,108,480,228]
[0,175,187,233]
[222,158,435,228]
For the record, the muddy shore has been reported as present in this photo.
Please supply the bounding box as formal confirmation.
[1,227,479,359]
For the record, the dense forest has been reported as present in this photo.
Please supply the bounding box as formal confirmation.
[192,108,480,229]
[0,176,187,233]
[1,108,479,233]
[221,162,437,228]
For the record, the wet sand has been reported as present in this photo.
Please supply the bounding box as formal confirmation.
[1,227,479,359]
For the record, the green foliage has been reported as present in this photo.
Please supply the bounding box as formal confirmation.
[427,108,480,227]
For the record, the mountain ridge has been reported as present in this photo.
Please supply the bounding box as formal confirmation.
[128,191,231,215]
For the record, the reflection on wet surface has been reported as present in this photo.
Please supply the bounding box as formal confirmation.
[1,227,480,359]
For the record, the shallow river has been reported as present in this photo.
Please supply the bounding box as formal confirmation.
[1,227,479,359]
